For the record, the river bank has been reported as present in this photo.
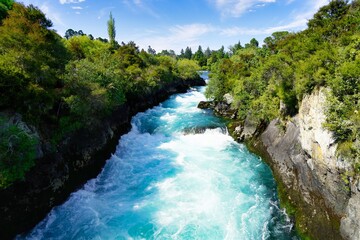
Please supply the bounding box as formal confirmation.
[0,77,205,239]
[199,88,360,240]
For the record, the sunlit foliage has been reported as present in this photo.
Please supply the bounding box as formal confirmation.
[206,0,360,168]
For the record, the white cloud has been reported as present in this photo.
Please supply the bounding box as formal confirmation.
[210,0,276,17]
[59,0,85,4]
[221,0,329,36]
[169,24,216,41]
[97,7,115,19]
[40,3,65,27]
[136,23,215,53]
[123,0,160,18]
[134,0,331,52]
[72,6,83,10]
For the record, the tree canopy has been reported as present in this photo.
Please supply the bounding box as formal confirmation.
[0,3,202,188]
[206,0,360,170]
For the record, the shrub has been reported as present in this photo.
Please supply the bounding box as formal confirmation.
[0,116,38,188]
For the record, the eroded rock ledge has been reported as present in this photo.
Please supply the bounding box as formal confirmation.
[0,77,205,240]
[200,88,360,240]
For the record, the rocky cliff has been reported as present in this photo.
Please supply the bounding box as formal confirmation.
[200,87,360,239]
[253,88,359,239]
[0,77,205,240]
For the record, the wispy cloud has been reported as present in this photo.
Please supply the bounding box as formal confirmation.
[97,7,115,19]
[72,6,83,10]
[136,23,215,52]
[210,0,276,17]
[123,0,160,18]
[40,2,65,27]
[221,0,329,36]
[169,24,216,42]
[59,0,85,4]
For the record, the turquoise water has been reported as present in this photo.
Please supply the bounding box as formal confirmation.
[20,73,298,239]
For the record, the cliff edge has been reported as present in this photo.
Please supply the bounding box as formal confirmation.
[255,88,359,239]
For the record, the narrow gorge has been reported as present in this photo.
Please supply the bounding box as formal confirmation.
[17,73,299,239]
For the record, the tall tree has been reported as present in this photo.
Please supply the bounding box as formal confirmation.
[64,28,75,39]
[193,45,206,66]
[204,47,211,58]
[229,41,243,56]
[107,12,116,47]
[184,46,192,59]
[179,49,185,58]
[245,38,259,48]
[147,45,156,55]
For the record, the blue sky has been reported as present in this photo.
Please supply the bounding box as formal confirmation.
[17,0,329,53]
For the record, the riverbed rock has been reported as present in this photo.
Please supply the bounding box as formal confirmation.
[240,115,259,141]
[197,101,214,109]
[214,102,237,119]
[182,125,227,135]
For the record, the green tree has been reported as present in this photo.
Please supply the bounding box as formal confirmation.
[308,0,349,28]
[0,0,13,22]
[0,116,38,188]
[229,41,243,56]
[64,35,109,60]
[204,47,211,58]
[147,45,156,55]
[0,3,69,120]
[184,46,192,59]
[107,12,116,48]
[245,38,259,48]
[176,59,200,79]
[263,31,290,53]
[193,45,206,66]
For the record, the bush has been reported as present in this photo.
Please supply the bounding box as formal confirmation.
[0,116,38,188]
[176,59,200,79]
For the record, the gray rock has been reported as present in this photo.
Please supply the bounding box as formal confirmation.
[240,115,258,140]
[223,93,234,105]
[341,193,360,240]
[197,101,214,109]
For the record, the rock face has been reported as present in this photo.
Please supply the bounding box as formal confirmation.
[299,88,339,171]
[341,193,360,240]
[255,88,359,239]
[0,77,205,240]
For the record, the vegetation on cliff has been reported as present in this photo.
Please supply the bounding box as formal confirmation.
[206,0,360,173]
[0,2,204,188]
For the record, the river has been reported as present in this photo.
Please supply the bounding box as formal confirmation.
[19,72,298,239]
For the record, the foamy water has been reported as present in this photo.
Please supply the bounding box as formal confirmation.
[19,73,298,239]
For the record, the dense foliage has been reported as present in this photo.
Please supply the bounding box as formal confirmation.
[206,0,360,170]
[0,2,201,187]
[0,116,37,188]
